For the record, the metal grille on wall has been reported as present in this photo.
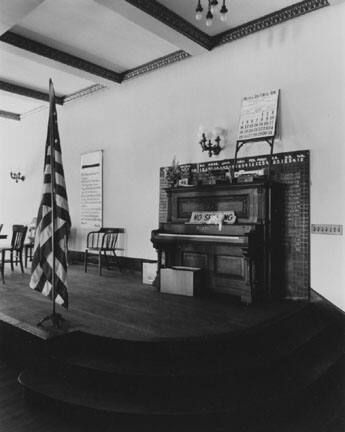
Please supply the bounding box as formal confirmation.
[159,150,310,299]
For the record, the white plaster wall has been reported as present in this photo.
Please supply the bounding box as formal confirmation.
[0,110,47,231]
[0,4,344,309]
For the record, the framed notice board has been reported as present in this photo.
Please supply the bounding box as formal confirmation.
[80,150,103,229]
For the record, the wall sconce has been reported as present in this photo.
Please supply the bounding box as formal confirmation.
[198,126,225,157]
[10,171,25,183]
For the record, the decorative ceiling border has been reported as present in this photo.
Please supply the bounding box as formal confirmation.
[63,84,106,104]
[214,0,330,46]
[125,0,212,50]
[0,110,20,121]
[123,50,190,81]
[0,80,64,105]
[0,31,123,84]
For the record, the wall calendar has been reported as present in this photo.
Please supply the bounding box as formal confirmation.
[237,89,279,141]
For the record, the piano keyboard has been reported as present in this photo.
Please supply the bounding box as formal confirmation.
[155,233,246,244]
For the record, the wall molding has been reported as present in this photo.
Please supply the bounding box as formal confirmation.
[63,84,106,104]
[123,50,190,81]
[215,0,330,46]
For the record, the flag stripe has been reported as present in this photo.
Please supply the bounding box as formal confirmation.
[30,79,71,309]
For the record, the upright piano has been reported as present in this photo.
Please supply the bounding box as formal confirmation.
[151,182,282,303]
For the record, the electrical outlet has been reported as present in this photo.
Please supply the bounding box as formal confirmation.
[311,224,343,235]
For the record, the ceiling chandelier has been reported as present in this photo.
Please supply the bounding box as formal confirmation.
[195,0,229,26]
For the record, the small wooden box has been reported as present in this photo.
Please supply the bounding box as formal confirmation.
[142,262,158,285]
[160,266,201,297]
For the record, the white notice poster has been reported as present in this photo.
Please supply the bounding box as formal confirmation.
[237,89,279,141]
[80,150,103,229]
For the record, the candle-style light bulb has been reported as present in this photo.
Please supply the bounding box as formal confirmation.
[220,11,227,22]
[220,0,228,22]
[206,9,213,26]
[195,0,203,20]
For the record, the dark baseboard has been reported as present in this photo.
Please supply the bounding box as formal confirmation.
[310,288,345,323]
[68,250,156,274]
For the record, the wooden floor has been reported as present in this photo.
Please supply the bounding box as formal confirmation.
[0,264,305,341]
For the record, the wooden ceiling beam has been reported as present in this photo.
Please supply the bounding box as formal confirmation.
[0,32,123,85]
[0,79,64,105]
[0,109,21,121]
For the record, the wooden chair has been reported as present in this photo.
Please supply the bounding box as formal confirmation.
[84,228,124,275]
[0,225,28,283]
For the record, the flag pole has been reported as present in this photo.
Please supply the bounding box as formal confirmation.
[50,80,56,323]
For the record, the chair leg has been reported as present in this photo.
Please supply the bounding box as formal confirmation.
[10,251,14,271]
[99,251,102,276]
[104,251,110,270]
[18,252,24,273]
[113,250,121,272]
[25,245,28,268]
[1,250,5,284]
[84,250,88,273]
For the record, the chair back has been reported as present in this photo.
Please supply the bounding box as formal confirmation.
[100,228,123,250]
[11,225,28,251]
[87,228,124,250]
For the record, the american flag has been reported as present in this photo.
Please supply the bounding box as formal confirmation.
[30,79,71,308]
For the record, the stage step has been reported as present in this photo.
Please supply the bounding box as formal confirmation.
[18,335,344,418]
[45,303,327,378]
[18,306,345,418]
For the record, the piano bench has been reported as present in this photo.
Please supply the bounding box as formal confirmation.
[160,266,202,297]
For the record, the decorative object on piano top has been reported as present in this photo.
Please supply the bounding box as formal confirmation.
[198,126,226,157]
[207,168,229,185]
[165,158,193,188]
[235,168,268,184]
[165,156,181,187]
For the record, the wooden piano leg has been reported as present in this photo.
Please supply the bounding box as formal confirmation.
[241,251,253,304]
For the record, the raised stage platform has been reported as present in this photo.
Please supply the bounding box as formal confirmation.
[0,264,305,342]
[0,265,343,431]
